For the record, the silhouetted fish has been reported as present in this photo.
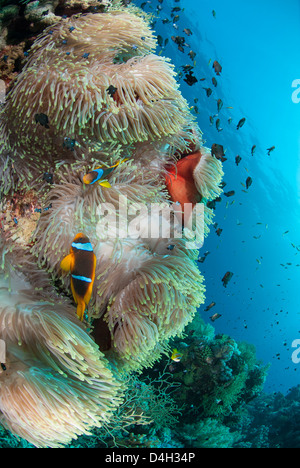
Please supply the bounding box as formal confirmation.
[222,271,233,287]
[246,176,252,189]
[235,155,242,166]
[267,146,275,155]
[211,143,227,162]
[237,117,246,130]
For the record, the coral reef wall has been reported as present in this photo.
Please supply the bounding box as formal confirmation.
[0,0,225,447]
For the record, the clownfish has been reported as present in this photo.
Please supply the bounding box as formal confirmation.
[83,159,128,187]
[165,152,203,224]
[60,233,96,321]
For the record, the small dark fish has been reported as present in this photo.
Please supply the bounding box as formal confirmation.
[188,50,196,60]
[205,301,216,312]
[107,85,118,98]
[1,363,6,371]
[157,35,163,47]
[207,197,221,210]
[217,98,223,112]
[198,251,210,263]
[181,64,193,73]
[251,145,256,156]
[212,77,217,87]
[224,190,235,197]
[171,35,185,46]
[211,143,227,162]
[167,244,175,251]
[184,71,198,86]
[43,172,54,184]
[183,28,192,36]
[213,60,222,75]
[178,45,185,53]
[267,146,275,155]
[209,115,214,126]
[222,271,233,287]
[246,176,252,189]
[63,137,76,151]
[173,15,180,23]
[235,155,242,166]
[212,10,216,18]
[210,313,222,322]
[237,117,246,130]
[215,118,223,132]
[203,87,212,97]
[35,113,49,129]
[216,228,223,236]
[172,7,181,13]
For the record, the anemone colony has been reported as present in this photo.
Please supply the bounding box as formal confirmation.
[0,1,224,447]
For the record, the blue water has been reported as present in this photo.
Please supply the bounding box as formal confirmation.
[136,0,300,394]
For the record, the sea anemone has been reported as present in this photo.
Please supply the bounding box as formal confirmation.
[31,152,205,368]
[0,2,224,447]
[0,239,123,447]
[0,10,191,180]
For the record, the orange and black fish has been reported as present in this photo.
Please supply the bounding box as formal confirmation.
[60,233,96,321]
[83,159,128,187]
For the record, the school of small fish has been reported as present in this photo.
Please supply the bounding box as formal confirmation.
[136,0,276,334]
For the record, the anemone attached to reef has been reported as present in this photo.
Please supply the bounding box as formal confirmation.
[0,237,123,448]
[0,10,191,179]
[0,1,225,448]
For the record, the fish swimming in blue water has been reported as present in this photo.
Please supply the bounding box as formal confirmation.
[60,233,96,321]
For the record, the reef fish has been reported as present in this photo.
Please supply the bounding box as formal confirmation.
[35,113,49,128]
[184,71,198,86]
[83,160,127,187]
[267,146,275,155]
[171,349,183,362]
[246,176,253,189]
[222,271,233,287]
[237,118,246,130]
[205,301,216,312]
[213,60,222,75]
[210,313,222,322]
[60,233,96,321]
[211,143,227,162]
[217,98,223,112]
[235,155,242,166]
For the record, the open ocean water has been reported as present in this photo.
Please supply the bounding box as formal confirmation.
[135,0,300,395]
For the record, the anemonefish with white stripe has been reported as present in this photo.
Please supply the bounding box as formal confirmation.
[83,159,128,187]
[60,233,96,321]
